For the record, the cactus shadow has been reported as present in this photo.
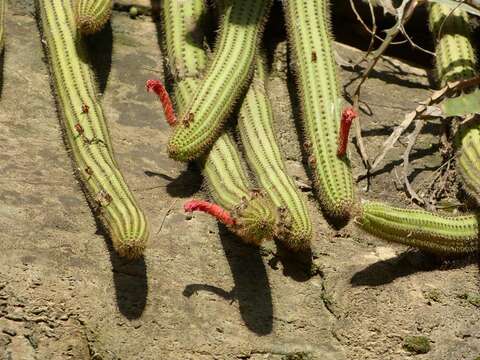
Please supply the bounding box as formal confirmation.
[350,249,477,287]
[144,163,203,198]
[218,226,274,335]
[183,225,274,335]
[104,236,148,320]
[268,241,315,282]
[82,21,113,94]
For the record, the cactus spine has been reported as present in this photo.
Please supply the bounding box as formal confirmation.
[39,0,149,259]
[237,56,312,250]
[167,0,273,162]
[283,0,354,219]
[356,201,478,254]
[429,4,480,203]
[162,0,278,244]
[75,0,113,35]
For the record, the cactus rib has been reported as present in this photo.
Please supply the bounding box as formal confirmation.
[356,201,478,254]
[161,0,277,245]
[39,0,148,259]
[167,0,273,162]
[75,0,113,35]
[283,0,355,219]
[237,56,312,250]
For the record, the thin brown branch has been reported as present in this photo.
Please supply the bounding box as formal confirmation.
[370,75,480,171]
[403,119,425,204]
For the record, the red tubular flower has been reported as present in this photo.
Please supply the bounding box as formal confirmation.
[146,79,177,126]
[337,107,358,157]
[184,199,236,227]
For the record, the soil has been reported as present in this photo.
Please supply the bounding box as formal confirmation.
[0,1,479,359]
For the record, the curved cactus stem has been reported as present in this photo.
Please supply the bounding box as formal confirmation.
[39,0,149,259]
[75,0,112,35]
[237,56,313,251]
[356,201,478,254]
[167,0,273,162]
[283,0,355,220]
[161,0,278,245]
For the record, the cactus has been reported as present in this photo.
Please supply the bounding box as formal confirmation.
[237,56,312,250]
[38,0,149,259]
[160,0,278,244]
[0,0,5,50]
[167,0,273,162]
[75,0,113,35]
[429,4,476,86]
[429,4,480,204]
[356,201,478,254]
[283,0,355,219]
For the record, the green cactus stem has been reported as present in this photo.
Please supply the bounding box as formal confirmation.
[75,0,112,35]
[39,0,149,259]
[283,0,355,220]
[0,0,5,50]
[167,0,273,162]
[429,4,476,86]
[161,0,278,244]
[356,201,478,254]
[429,4,480,204]
[237,56,312,250]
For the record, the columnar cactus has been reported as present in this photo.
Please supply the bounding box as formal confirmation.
[238,56,313,250]
[75,0,113,35]
[283,0,355,219]
[356,201,478,254]
[429,4,476,85]
[161,0,278,244]
[39,0,149,259]
[167,0,273,162]
[429,4,480,204]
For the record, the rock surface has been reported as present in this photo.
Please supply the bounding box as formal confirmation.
[0,2,479,360]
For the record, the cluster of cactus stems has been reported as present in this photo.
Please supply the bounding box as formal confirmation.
[355,4,480,254]
[167,0,273,162]
[159,0,279,245]
[428,4,480,205]
[75,0,113,35]
[38,0,148,259]
[33,0,480,256]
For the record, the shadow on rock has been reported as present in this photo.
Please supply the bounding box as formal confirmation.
[351,250,476,287]
[83,22,113,94]
[268,241,316,282]
[183,225,274,335]
[78,22,113,94]
[106,238,148,320]
[144,163,203,198]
